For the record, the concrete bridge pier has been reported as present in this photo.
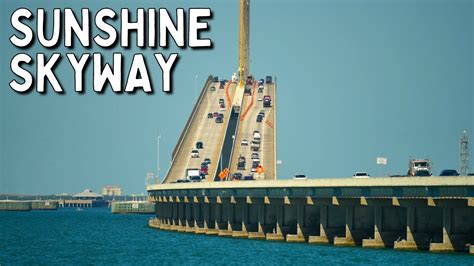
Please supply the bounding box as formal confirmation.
[362,206,384,248]
[361,198,405,249]
[177,202,186,232]
[394,199,443,250]
[333,198,374,246]
[170,202,179,231]
[164,201,172,230]
[266,200,285,241]
[205,198,219,235]
[233,198,249,238]
[218,199,235,237]
[185,198,195,233]
[194,199,206,234]
[309,202,345,244]
[430,200,474,252]
[286,198,309,242]
[334,206,356,246]
[248,203,266,239]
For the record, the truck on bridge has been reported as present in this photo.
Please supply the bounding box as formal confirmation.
[407,158,432,176]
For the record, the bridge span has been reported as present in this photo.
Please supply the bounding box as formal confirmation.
[148,176,474,253]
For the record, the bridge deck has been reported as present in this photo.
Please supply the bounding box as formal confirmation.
[149,176,474,194]
[229,81,276,180]
[163,80,236,183]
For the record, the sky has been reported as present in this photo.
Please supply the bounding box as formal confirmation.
[0,0,472,195]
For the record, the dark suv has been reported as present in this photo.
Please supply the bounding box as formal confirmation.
[439,169,459,176]
[196,141,203,149]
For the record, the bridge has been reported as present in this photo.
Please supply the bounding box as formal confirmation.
[148,176,474,253]
[147,0,473,254]
[162,0,275,183]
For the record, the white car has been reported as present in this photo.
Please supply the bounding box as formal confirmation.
[191,149,199,158]
[257,97,263,101]
[294,174,307,180]
[353,172,370,178]
[241,139,249,146]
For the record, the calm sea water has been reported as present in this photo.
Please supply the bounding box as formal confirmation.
[0,208,473,265]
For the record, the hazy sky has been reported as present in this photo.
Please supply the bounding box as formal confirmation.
[1,0,472,195]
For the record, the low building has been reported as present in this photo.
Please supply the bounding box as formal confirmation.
[102,186,122,196]
[63,189,107,208]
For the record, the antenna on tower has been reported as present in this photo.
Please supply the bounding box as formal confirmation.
[459,131,470,176]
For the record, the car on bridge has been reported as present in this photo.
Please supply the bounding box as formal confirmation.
[243,175,254,181]
[210,86,216,92]
[414,170,431,177]
[265,76,272,84]
[191,149,199,158]
[439,169,460,176]
[353,172,370,178]
[190,175,202,182]
[237,156,246,170]
[232,173,242,180]
[207,113,213,118]
[204,158,211,165]
[294,174,307,180]
[241,139,249,146]
[256,114,263,123]
[215,117,223,123]
[196,141,203,149]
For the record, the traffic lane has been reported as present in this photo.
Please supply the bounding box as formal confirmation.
[229,93,251,175]
[183,83,227,176]
[165,81,221,182]
[199,83,235,181]
[233,91,264,179]
[261,83,275,180]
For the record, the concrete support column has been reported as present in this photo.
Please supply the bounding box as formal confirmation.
[309,205,329,244]
[206,202,219,235]
[185,203,195,232]
[258,205,265,233]
[215,204,221,229]
[227,203,235,231]
[177,203,186,231]
[287,205,306,242]
[267,204,285,241]
[334,206,356,246]
[233,201,249,238]
[218,202,234,236]
[363,206,385,248]
[394,207,418,250]
[249,204,266,239]
[203,203,210,230]
[195,203,206,234]
[171,203,178,229]
[241,202,249,232]
[430,208,455,252]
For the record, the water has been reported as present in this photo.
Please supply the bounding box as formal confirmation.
[0,209,472,265]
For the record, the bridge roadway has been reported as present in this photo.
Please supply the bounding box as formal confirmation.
[163,79,236,183]
[229,81,276,180]
[148,176,474,253]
